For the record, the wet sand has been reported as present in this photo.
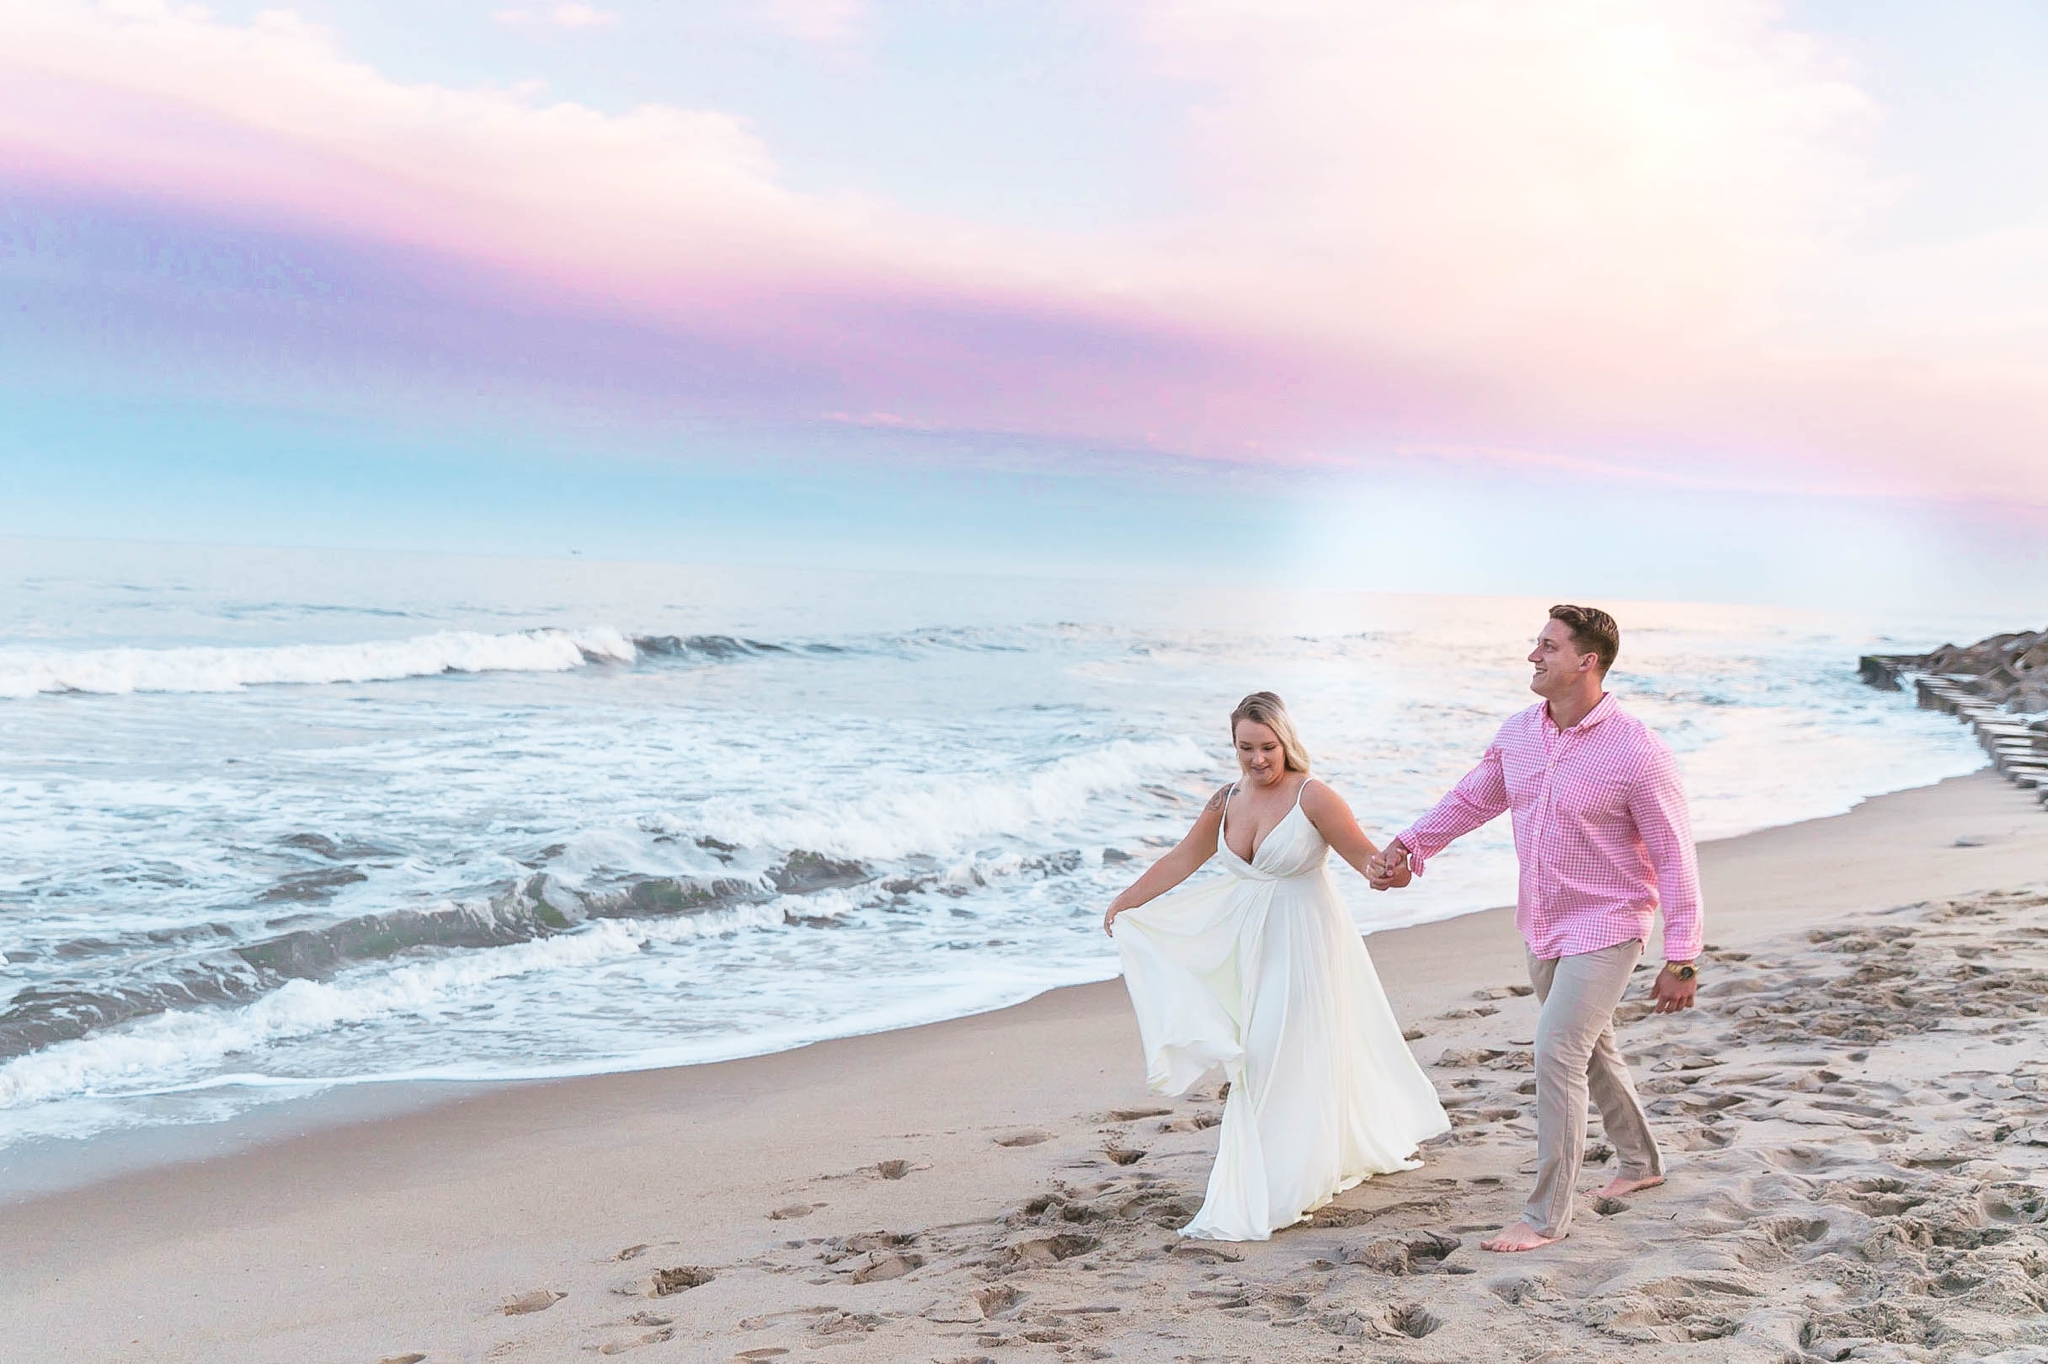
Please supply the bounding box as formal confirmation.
[1,771,2044,1363]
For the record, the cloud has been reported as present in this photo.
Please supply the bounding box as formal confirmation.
[1127,6,1887,441]
[1,0,2044,507]
[0,3,790,267]
[1126,1,2048,500]
[494,4,620,28]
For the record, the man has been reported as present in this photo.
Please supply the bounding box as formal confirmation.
[1368,604,1701,1253]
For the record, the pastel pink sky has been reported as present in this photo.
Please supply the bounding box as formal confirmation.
[3,1,2046,516]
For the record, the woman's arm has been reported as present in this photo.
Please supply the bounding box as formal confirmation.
[1302,779,1412,886]
[1102,785,1229,934]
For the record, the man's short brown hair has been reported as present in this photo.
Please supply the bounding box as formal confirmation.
[1549,604,1620,672]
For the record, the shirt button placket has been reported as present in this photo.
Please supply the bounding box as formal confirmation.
[1540,733,1556,901]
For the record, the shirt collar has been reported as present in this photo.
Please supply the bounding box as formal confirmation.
[1544,691,1616,735]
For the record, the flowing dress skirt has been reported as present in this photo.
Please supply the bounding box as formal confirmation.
[1113,853,1449,1241]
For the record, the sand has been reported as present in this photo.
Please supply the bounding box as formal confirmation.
[2,771,2045,1364]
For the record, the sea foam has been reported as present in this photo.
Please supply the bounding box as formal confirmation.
[0,549,1996,1154]
[0,626,635,698]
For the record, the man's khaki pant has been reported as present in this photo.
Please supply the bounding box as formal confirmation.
[1523,939,1663,1237]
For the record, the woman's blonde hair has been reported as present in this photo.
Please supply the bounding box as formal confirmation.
[1230,691,1310,773]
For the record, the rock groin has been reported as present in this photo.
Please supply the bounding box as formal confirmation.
[1860,627,2048,806]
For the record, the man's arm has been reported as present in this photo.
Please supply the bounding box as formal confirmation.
[1629,742,1703,962]
[1384,741,1511,878]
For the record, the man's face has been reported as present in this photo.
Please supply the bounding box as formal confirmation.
[1527,619,1597,700]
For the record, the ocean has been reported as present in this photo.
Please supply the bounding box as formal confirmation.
[0,539,1991,1153]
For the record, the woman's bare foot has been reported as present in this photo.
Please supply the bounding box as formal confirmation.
[1596,1173,1665,1198]
[1480,1220,1564,1253]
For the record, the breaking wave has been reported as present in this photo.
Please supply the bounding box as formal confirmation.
[0,623,1078,700]
[0,896,820,1110]
[0,626,640,698]
[0,851,873,1063]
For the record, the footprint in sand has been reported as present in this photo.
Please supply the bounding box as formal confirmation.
[767,1203,820,1219]
[994,1130,1052,1147]
[597,1328,675,1355]
[1669,1125,1735,1151]
[872,1158,920,1179]
[376,1355,427,1364]
[848,1251,924,1284]
[737,1306,837,1331]
[650,1266,716,1296]
[816,1230,926,1283]
[1382,1303,1444,1338]
[1167,1240,1241,1263]
[1436,1046,1506,1067]
[1340,1231,1462,1274]
[1005,1232,1100,1266]
[1102,1146,1146,1166]
[929,1284,1023,1323]
[1489,1272,1555,1304]
[501,1288,566,1315]
[808,1310,882,1339]
[1105,1106,1172,1121]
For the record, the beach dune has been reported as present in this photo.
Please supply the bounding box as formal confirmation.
[2,771,2045,1363]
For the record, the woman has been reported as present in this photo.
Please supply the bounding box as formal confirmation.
[1105,692,1449,1242]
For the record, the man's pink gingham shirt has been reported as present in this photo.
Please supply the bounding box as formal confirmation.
[1398,694,1704,962]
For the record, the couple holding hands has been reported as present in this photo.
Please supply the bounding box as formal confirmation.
[1102,604,1703,1252]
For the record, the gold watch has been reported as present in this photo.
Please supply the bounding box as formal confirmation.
[1664,961,1697,981]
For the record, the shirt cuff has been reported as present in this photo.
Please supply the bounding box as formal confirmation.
[1661,924,1703,960]
[1395,829,1428,876]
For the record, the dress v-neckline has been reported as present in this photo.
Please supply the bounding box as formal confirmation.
[1223,778,1309,864]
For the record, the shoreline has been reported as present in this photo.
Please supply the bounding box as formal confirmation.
[1,767,2038,1209]
[2,769,2044,1360]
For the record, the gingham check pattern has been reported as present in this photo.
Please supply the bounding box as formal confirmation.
[1398,693,1704,961]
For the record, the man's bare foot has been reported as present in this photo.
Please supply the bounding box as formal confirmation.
[1596,1173,1665,1198]
[1480,1220,1564,1253]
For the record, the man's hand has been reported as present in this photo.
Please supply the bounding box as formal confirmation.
[1650,964,1697,1014]
[1367,839,1412,891]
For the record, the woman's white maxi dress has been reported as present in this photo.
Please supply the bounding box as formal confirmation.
[1111,781,1450,1241]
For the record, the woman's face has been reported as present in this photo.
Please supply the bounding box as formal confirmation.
[1233,720,1286,786]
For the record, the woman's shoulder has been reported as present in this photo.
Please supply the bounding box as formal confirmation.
[1297,773,1342,806]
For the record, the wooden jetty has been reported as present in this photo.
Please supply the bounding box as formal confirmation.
[1860,627,2048,807]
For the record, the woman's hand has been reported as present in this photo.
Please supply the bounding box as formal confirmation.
[1378,860,1414,890]
[1103,903,1126,936]
[1365,838,1413,891]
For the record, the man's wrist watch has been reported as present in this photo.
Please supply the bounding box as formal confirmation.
[1664,961,1697,981]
